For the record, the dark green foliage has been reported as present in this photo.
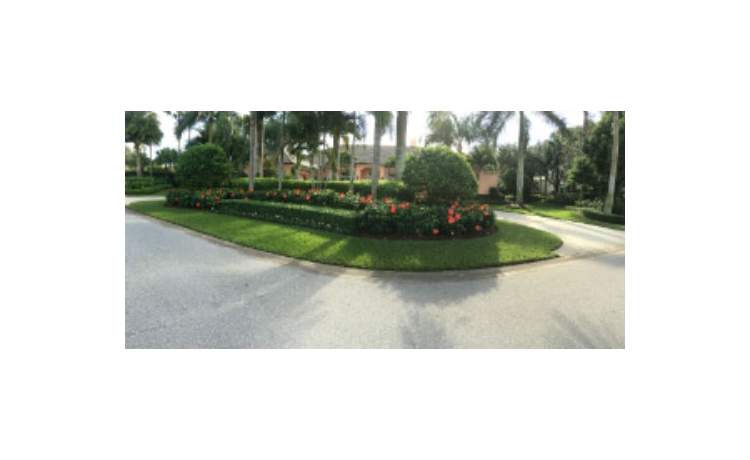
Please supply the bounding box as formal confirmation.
[500,165,533,199]
[568,112,625,207]
[125,176,172,195]
[581,208,625,225]
[357,201,495,238]
[469,144,498,172]
[402,145,478,203]
[229,178,411,200]
[219,200,359,234]
[175,143,232,189]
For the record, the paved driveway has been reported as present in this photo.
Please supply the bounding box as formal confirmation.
[126,208,624,348]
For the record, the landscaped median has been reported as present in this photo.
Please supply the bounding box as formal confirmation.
[127,199,563,271]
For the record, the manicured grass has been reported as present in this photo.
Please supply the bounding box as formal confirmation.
[128,200,563,271]
[495,202,625,231]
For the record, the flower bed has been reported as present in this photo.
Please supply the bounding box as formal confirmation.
[357,200,495,238]
[166,189,496,239]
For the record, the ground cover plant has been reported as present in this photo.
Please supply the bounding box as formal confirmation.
[127,200,562,271]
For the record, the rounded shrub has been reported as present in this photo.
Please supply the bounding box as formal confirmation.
[176,143,232,189]
[402,145,478,203]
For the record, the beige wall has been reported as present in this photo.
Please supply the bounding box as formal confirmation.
[477,170,499,195]
[355,164,386,180]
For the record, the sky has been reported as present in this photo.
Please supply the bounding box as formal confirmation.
[154,111,600,151]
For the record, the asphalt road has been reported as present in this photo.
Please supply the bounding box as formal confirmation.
[125,205,624,348]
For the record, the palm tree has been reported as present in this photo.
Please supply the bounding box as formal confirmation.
[367,111,393,198]
[426,112,476,153]
[475,111,566,205]
[395,111,408,178]
[125,111,162,177]
[143,112,163,177]
[246,112,257,191]
[604,111,621,214]
[425,111,456,147]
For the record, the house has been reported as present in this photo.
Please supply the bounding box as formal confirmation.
[267,144,501,195]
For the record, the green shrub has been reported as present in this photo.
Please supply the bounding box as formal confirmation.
[166,189,224,210]
[219,200,359,234]
[402,145,478,203]
[574,198,604,210]
[581,209,625,225]
[125,176,171,195]
[357,200,495,237]
[176,143,232,189]
[228,177,411,200]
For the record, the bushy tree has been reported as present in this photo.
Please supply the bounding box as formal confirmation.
[567,112,625,212]
[155,147,179,170]
[402,145,478,203]
[469,144,498,173]
[175,143,232,189]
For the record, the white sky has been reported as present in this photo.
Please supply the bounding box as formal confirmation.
[154,111,600,151]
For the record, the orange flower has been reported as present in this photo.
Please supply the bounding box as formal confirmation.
[432,228,439,235]
[339,192,345,198]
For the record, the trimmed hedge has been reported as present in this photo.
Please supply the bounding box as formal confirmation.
[581,209,625,225]
[402,145,478,203]
[219,199,359,234]
[166,188,497,238]
[176,143,232,189]
[126,176,171,195]
[229,177,411,200]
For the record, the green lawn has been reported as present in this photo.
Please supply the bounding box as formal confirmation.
[495,202,625,231]
[128,200,563,271]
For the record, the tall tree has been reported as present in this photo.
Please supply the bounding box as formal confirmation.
[475,111,566,205]
[368,111,393,198]
[604,111,621,214]
[247,112,257,191]
[143,112,163,177]
[395,111,408,178]
[125,111,162,177]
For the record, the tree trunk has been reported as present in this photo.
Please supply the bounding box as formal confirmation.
[177,136,181,153]
[258,116,266,177]
[583,111,589,134]
[371,119,382,198]
[516,111,525,205]
[149,145,153,177]
[277,113,285,191]
[604,111,620,214]
[395,111,407,179]
[248,113,256,192]
[135,143,142,177]
[333,130,341,180]
[349,136,355,193]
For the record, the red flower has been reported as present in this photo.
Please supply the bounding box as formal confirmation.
[455,213,462,220]
[305,195,311,201]
[339,192,345,198]
[432,228,439,235]
[448,216,456,224]
[390,204,397,214]
[195,202,201,208]
[475,224,482,232]
[448,208,454,216]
